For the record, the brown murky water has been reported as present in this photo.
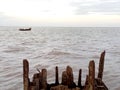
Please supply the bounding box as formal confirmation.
[0,27,120,90]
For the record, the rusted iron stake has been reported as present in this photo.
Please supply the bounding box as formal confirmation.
[66,66,76,88]
[98,51,105,80]
[78,69,82,88]
[41,69,47,90]
[87,60,95,90]
[55,66,59,85]
[23,59,29,90]
[62,71,67,85]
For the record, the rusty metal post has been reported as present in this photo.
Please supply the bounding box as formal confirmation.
[62,71,68,85]
[41,69,47,90]
[78,69,82,88]
[98,51,105,80]
[85,75,89,86]
[55,66,59,85]
[89,60,95,90]
[23,59,29,90]
[66,66,76,88]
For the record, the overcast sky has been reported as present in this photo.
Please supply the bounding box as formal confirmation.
[0,0,120,27]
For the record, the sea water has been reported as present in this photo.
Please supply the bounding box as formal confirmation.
[0,27,120,90]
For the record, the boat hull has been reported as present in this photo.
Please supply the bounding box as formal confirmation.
[19,28,31,31]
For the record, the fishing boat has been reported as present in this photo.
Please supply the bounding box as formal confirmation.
[19,28,31,31]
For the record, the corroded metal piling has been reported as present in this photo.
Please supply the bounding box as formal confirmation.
[55,66,59,85]
[98,51,105,80]
[23,59,29,90]
[23,51,108,90]
[78,69,82,88]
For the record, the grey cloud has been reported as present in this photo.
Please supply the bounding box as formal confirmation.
[70,0,120,15]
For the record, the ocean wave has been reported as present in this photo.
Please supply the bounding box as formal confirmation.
[3,46,25,53]
[0,27,120,90]
[47,49,71,56]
